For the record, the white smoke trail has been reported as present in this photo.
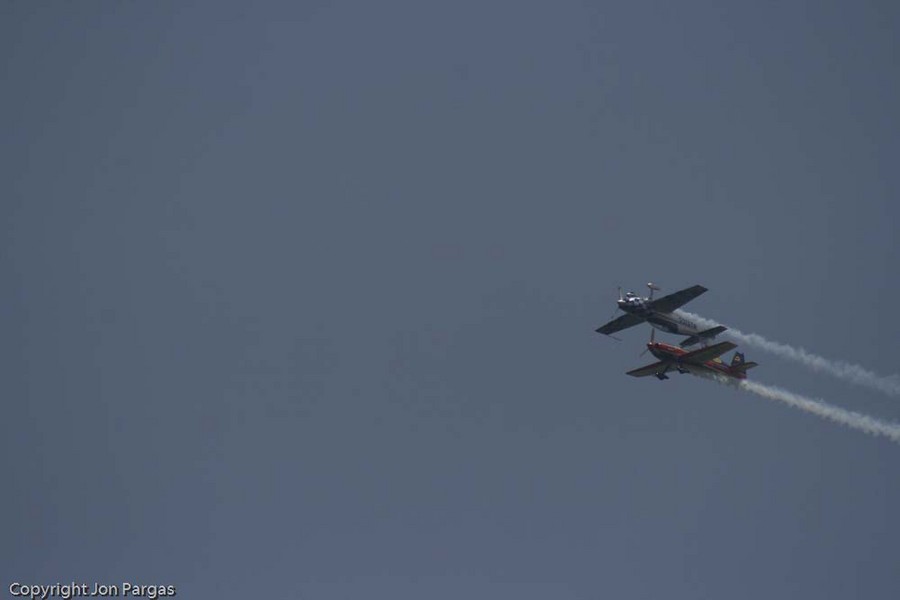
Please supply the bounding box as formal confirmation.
[737,380,900,444]
[678,310,900,397]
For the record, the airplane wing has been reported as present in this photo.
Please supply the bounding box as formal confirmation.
[680,341,738,364]
[595,312,645,335]
[648,284,708,313]
[627,361,668,378]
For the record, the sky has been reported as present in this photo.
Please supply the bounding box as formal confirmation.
[2,1,899,598]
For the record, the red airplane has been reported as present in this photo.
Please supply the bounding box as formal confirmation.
[627,333,758,382]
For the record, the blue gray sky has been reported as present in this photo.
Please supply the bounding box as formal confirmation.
[3,2,899,598]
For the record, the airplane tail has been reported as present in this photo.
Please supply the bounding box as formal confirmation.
[730,352,758,372]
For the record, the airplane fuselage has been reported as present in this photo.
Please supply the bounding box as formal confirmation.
[597,284,722,345]
[619,304,701,336]
[647,342,747,381]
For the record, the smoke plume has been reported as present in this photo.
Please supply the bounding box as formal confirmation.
[737,380,900,444]
[678,310,900,397]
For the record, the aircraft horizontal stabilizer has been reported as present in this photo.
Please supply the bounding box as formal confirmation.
[732,361,758,372]
[679,325,728,348]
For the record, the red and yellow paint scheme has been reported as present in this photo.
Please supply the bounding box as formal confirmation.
[627,340,758,382]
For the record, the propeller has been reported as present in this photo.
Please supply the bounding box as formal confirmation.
[599,287,625,342]
[640,328,656,356]
[606,286,624,322]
